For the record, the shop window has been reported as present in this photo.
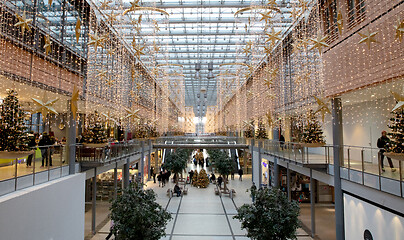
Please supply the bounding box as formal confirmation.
[347,0,366,29]
[320,0,338,42]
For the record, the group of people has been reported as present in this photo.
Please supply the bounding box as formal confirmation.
[156,169,171,187]
[25,131,59,168]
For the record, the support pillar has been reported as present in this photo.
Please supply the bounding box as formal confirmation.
[155,149,159,170]
[258,141,262,187]
[113,165,117,199]
[141,141,145,187]
[274,157,279,188]
[332,97,345,240]
[310,168,316,238]
[92,168,97,235]
[67,100,76,175]
[243,150,248,174]
[123,158,129,189]
[287,163,291,201]
[148,139,152,181]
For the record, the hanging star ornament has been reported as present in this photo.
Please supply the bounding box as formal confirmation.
[313,96,331,122]
[48,0,53,6]
[391,91,404,112]
[132,40,145,58]
[71,85,79,120]
[309,34,329,55]
[265,27,282,46]
[87,32,106,50]
[259,11,272,24]
[291,8,300,21]
[105,77,115,87]
[106,10,119,25]
[358,28,379,49]
[123,0,141,15]
[100,0,112,9]
[75,18,81,43]
[393,17,404,42]
[14,12,33,34]
[152,20,160,32]
[44,35,51,55]
[125,108,140,121]
[31,92,59,120]
[96,69,108,79]
[337,10,344,35]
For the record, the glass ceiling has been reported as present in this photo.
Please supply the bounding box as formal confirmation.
[89,0,309,117]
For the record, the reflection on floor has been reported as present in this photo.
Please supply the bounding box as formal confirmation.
[299,204,336,240]
[90,163,313,240]
[0,156,67,181]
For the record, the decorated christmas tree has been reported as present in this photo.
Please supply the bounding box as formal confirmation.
[301,110,325,144]
[387,109,404,153]
[255,118,268,139]
[82,111,107,143]
[243,119,255,138]
[192,170,199,187]
[0,90,29,151]
[196,169,209,188]
[134,119,148,139]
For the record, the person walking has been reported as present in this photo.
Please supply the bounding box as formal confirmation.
[150,166,156,183]
[26,132,36,167]
[377,131,396,172]
[39,132,54,167]
[157,171,162,187]
[217,175,223,188]
[238,168,243,181]
[189,170,194,184]
[250,182,257,202]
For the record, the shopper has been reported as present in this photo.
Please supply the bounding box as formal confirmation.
[157,171,162,187]
[279,134,285,150]
[250,182,257,202]
[150,166,155,183]
[209,173,216,183]
[238,168,243,181]
[189,170,194,184]
[26,132,36,167]
[217,175,223,188]
[377,131,396,172]
[231,170,235,180]
[173,183,182,197]
[39,132,54,167]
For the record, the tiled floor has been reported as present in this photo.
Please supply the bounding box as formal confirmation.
[91,163,313,240]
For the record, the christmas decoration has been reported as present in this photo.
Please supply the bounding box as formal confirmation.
[99,0,112,9]
[105,10,119,25]
[393,17,404,42]
[87,32,106,50]
[243,120,255,138]
[358,28,379,49]
[31,92,59,120]
[0,90,29,151]
[14,12,32,34]
[75,18,81,43]
[391,91,404,112]
[265,27,281,46]
[386,109,404,154]
[70,85,79,120]
[255,118,268,139]
[192,170,199,187]
[313,96,331,122]
[132,40,145,58]
[337,10,343,35]
[195,169,209,188]
[301,110,325,145]
[82,112,107,144]
[44,35,51,55]
[265,111,273,128]
[309,34,329,55]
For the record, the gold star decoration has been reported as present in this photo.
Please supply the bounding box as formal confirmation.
[152,20,160,32]
[313,96,331,122]
[242,45,252,56]
[294,71,311,85]
[263,45,272,55]
[44,35,51,55]
[242,120,254,129]
[96,69,108,79]
[71,85,79,120]
[132,39,145,58]
[309,34,329,55]
[291,8,300,21]
[107,47,115,55]
[337,10,344,35]
[264,78,273,88]
[87,32,106,50]
[265,27,282,46]
[48,0,53,6]
[391,91,404,112]
[267,0,278,7]
[106,77,115,87]
[298,0,309,13]
[358,27,379,49]
[259,11,272,24]
[31,92,59,120]
[124,108,140,121]
[152,41,160,53]
[106,10,119,25]
[393,17,404,42]
[102,111,117,126]
[123,0,141,15]
[267,67,278,79]
[265,110,273,127]
[100,0,112,9]
[247,90,254,100]
[14,12,33,34]
[135,82,144,90]
[75,18,81,43]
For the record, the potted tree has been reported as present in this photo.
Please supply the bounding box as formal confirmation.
[164,148,191,183]
[208,149,234,193]
[234,187,300,240]
[110,182,172,240]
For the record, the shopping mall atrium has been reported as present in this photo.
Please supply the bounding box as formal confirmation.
[0,0,403,239]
